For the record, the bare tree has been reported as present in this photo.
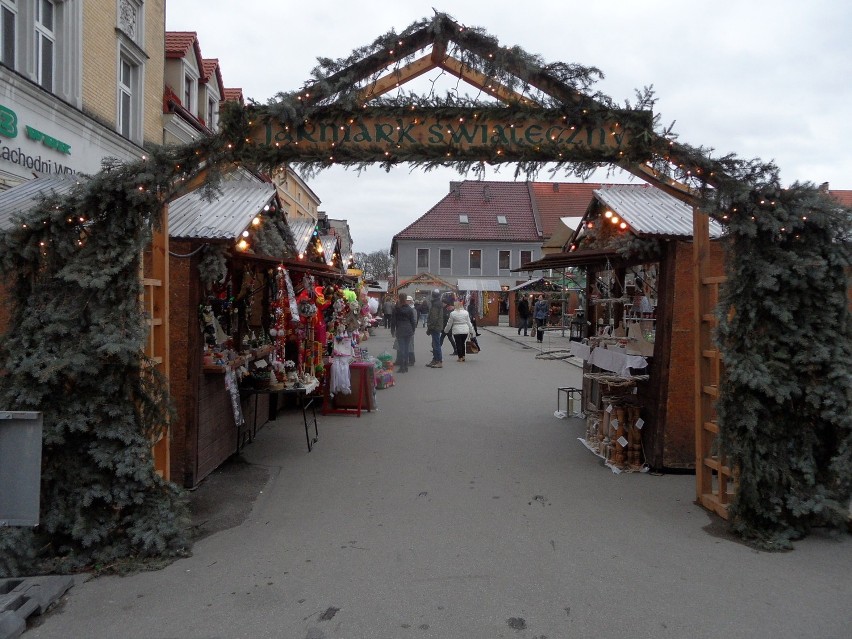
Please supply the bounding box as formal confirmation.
[354,250,394,280]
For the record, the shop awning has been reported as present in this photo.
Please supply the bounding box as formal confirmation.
[456,278,502,291]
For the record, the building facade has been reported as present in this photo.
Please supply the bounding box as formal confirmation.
[0,0,163,187]
[391,181,611,292]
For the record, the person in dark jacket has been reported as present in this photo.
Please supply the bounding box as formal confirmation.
[425,289,445,368]
[439,292,456,356]
[390,292,416,373]
[517,295,530,336]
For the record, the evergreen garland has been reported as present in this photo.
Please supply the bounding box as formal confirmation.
[0,139,225,575]
[712,184,852,549]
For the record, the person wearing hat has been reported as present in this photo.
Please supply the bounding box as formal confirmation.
[391,292,416,373]
[425,289,445,368]
[405,295,418,366]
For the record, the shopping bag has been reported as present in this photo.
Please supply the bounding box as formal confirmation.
[465,337,480,354]
[530,324,537,338]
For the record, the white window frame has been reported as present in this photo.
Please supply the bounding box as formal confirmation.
[183,71,196,113]
[34,0,55,91]
[116,40,144,144]
[416,247,429,271]
[469,248,482,273]
[0,0,16,69]
[439,248,452,272]
[4,1,81,105]
[498,249,511,271]
[207,95,218,130]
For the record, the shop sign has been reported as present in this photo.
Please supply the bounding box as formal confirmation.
[0,87,140,180]
[0,103,75,176]
[255,107,641,159]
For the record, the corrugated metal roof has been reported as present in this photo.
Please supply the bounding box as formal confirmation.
[288,217,316,255]
[594,184,725,238]
[456,278,502,291]
[0,175,82,231]
[168,171,275,240]
[319,235,338,263]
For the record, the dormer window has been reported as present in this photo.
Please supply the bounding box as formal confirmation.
[459,214,469,224]
[497,215,507,225]
[184,73,193,110]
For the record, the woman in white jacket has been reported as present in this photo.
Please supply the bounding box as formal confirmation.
[443,300,475,362]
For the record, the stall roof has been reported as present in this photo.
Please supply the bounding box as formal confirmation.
[507,277,578,292]
[288,217,316,256]
[456,278,502,291]
[169,169,275,240]
[511,248,622,272]
[594,184,725,238]
[319,234,338,263]
[0,175,81,230]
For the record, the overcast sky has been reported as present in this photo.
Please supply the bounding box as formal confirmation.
[166,1,852,254]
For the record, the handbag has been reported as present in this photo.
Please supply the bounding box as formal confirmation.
[465,337,480,354]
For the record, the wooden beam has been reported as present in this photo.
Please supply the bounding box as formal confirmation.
[438,55,535,105]
[356,53,438,102]
[619,161,698,206]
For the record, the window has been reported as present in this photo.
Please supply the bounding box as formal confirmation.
[469,249,481,270]
[1,0,15,68]
[117,42,145,143]
[459,214,468,224]
[3,1,79,102]
[439,249,451,269]
[417,248,429,269]
[118,57,134,138]
[207,96,218,130]
[184,74,194,111]
[498,250,511,270]
[497,215,507,225]
[34,0,54,91]
[520,250,532,266]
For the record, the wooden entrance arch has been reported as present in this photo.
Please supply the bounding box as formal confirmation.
[218,12,739,517]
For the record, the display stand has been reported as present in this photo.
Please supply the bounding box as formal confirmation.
[240,386,319,451]
[322,361,375,417]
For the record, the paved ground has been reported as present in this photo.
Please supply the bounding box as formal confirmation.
[25,323,852,639]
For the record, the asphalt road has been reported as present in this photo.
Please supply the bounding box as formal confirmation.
[26,325,852,639]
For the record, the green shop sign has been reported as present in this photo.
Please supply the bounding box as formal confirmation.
[0,104,72,154]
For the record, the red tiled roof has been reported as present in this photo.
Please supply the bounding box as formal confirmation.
[201,58,225,95]
[829,190,852,207]
[531,182,618,238]
[165,31,199,59]
[393,181,541,245]
[223,88,244,103]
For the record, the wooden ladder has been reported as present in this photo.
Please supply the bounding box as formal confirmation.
[693,210,733,518]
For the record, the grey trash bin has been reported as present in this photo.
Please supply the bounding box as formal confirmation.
[0,411,42,527]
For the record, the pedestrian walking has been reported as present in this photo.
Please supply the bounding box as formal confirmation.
[439,292,456,356]
[418,299,429,327]
[406,295,418,365]
[425,289,445,368]
[517,295,530,336]
[390,293,416,373]
[467,295,482,336]
[382,296,394,329]
[444,299,475,362]
[533,294,549,343]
